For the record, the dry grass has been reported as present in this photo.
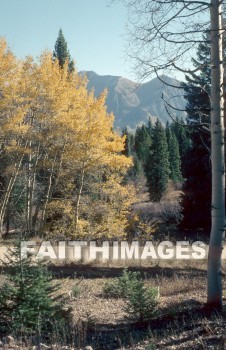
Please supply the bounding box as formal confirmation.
[0,259,226,349]
[49,259,226,349]
[56,259,223,325]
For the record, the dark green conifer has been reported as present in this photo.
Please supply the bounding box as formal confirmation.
[122,127,135,156]
[166,127,182,183]
[147,117,153,136]
[180,35,211,231]
[53,29,75,72]
[170,117,191,176]
[145,120,170,202]
[0,240,71,336]
[134,124,152,166]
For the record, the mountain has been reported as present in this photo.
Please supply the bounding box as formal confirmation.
[81,71,186,131]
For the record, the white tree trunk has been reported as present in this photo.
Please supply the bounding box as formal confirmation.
[0,155,24,235]
[207,0,225,309]
[74,164,85,231]
[26,143,32,232]
[39,154,57,232]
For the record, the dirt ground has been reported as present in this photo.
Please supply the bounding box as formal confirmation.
[49,259,226,349]
[0,258,225,349]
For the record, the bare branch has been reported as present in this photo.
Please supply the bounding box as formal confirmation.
[172,61,209,73]
[164,105,187,125]
[162,92,188,112]
[154,69,184,88]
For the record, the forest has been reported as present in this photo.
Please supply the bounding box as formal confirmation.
[0,30,212,241]
[0,13,225,350]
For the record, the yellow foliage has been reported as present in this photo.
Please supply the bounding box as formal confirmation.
[44,200,75,237]
[0,38,136,239]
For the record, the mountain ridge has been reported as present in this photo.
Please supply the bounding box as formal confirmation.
[80,71,186,131]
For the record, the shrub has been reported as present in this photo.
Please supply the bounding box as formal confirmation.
[103,268,141,298]
[159,201,182,225]
[124,281,159,322]
[69,283,81,298]
[103,268,159,322]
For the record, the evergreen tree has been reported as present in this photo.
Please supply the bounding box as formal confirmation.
[53,29,75,72]
[166,127,182,183]
[165,121,171,145]
[131,154,143,181]
[0,240,71,336]
[134,124,152,166]
[123,277,158,322]
[180,35,212,231]
[122,127,135,156]
[170,117,191,176]
[147,117,153,136]
[121,128,143,183]
[145,120,170,202]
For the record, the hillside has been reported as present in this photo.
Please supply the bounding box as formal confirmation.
[82,71,186,131]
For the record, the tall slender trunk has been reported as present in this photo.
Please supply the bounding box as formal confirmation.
[39,155,57,232]
[0,155,24,235]
[5,204,10,236]
[26,142,32,232]
[207,0,225,309]
[55,142,66,187]
[26,142,40,232]
[74,164,85,230]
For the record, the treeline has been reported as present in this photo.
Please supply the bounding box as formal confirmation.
[123,33,212,234]
[0,38,135,238]
[122,117,190,201]
[0,29,213,238]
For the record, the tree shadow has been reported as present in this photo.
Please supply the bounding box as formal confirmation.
[48,263,207,280]
[82,302,225,350]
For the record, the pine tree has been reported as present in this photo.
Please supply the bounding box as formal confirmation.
[122,127,135,156]
[0,240,71,336]
[166,127,182,183]
[180,35,212,231]
[147,117,153,136]
[130,154,143,182]
[134,124,152,166]
[53,29,74,72]
[170,117,191,176]
[165,121,170,143]
[124,280,158,322]
[145,120,170,202]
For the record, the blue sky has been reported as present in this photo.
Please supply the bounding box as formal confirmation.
[0,0,136,79]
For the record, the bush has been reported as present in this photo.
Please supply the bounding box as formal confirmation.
[0,240,72,338]
[69,283,81,298]
[103,268,141,298]
[124,281,159,322]
[103,268,159,322]
[159,201,182,225]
